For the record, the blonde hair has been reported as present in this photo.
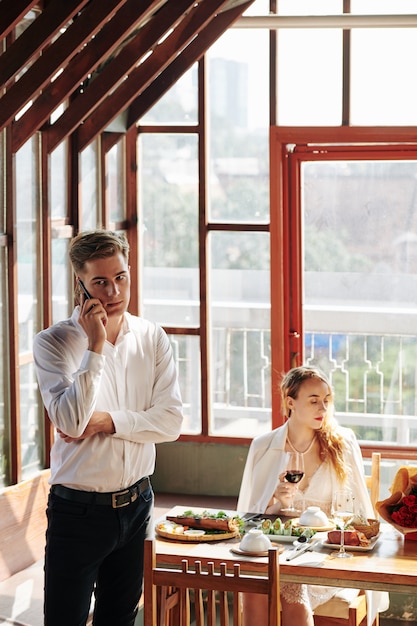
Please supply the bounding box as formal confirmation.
[69,230,129,274]
[280,366,347,482]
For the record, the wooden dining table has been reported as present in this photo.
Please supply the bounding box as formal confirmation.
[153,505,417,595]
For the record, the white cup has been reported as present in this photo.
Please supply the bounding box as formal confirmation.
[240,528,273,552]
[299,506,329,527]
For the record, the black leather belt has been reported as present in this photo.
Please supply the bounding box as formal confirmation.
[51,476,150,509]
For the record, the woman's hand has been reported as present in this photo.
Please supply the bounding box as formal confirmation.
[265,471,299,514]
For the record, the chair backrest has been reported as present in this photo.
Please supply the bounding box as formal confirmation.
[143,538,280,626]
[365,452,381,518]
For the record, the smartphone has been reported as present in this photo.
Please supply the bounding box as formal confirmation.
[78,279,92,300]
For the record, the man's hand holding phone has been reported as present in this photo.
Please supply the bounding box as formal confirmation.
[78,279,108,352]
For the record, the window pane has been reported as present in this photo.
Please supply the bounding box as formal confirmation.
[140,65,198,125]
[277,29,342,126]
[277,0,342,126]
[351,0,417,14]
[80,141,99,230]
[207,30,269,223]
[15,138,43,478]
[0,246,9,487]
[0,132,8,485]
[0,131,4,230]
[170,335,201,434]
[351,29,417,125]
[139,134,199,326]
[20,363,44,479]
[209,231,271,437]
[244,0,269,13]
[107,140,126,223]
[52,238,71,324]
[50,143,67,219]
[302,158,417,447]
[279,0,343,11]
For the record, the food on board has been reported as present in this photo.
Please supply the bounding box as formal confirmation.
[166,510,242,533]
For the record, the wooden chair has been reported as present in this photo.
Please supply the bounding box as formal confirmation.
[143,538,280,626]
[365,452,381,518]
[313,452,381,626]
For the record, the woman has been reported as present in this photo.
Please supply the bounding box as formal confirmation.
[238,365,386,626]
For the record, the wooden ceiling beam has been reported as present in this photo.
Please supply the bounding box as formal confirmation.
[46,0,197,153]
[0,0,88,89]
[128,1,254,129]
[0,0,38,40]
[11,0,162,153]
[0,0,128,133]
[78,0,234,149]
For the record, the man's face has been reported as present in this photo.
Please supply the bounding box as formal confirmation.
[79,252,130,319]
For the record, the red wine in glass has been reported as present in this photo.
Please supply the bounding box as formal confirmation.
[281,451,305,514]
[285,470,304,483]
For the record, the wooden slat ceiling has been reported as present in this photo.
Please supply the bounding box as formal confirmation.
[0,0,254,152]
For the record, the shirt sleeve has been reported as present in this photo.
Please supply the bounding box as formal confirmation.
[33,328,105,438]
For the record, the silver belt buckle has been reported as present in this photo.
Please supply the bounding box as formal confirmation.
[112,489,130,508]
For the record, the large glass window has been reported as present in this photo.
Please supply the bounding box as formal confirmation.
[0,246,9,487]
[207,29,269,223]
[50,143,72,324]
[139,19,271,438]
[80,141,100,230]
[209,231,271,437]
[350,26,417,125]
[302,156,417,447]
[0,129,8,486]
[139,133,199,326]
[277,0,343,126]
[140,66,198,126]
[4,0,417,485]
[139,133,201,433]
[15,138,44,479]
[107,139,126,224]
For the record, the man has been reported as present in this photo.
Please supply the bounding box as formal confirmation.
[33,230,183,626]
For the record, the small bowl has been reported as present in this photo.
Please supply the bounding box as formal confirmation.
[184,529,205,537]
[299,506,329,527]
[240,528,272,553]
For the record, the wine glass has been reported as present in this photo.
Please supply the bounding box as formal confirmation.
[331,489,354,559]
[280,451,304,515]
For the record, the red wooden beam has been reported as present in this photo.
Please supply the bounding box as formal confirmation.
[0,0,38,40]
[0,0,88,89]
[0,0,128,133]
[12,0,160,152]
[78,0,234,150]
[46,0,197,153]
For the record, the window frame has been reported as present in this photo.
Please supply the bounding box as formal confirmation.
[270,125,417,460]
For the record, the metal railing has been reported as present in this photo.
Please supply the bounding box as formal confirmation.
[207,328,417,444]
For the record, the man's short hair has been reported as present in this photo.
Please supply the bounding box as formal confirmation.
[69,230,130,274]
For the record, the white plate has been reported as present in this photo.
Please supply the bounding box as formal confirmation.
[268,534,312,544]
[292,518,336,532]
[321,533,380,552]
[230,545,285,557]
